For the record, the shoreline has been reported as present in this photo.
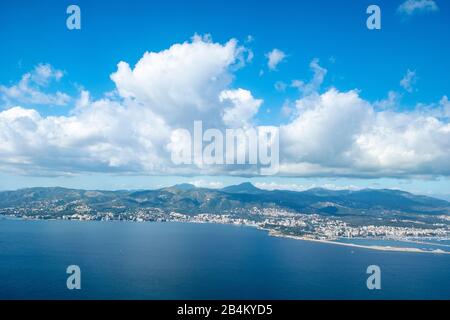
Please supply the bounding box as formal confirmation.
[264,229,450,255]
[2,216,449,255]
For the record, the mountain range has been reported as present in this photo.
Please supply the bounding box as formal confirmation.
[0,183,449,217]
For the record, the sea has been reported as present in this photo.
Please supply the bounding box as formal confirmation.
[0,218,449,300]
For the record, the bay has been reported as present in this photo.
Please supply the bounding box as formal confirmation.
[0,219,449,300]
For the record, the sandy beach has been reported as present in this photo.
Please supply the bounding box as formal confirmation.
[266,229,450,255]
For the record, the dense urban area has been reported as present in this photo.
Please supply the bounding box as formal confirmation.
[1,202,449,242]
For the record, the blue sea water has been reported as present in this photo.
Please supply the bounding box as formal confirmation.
[0,218,449,300]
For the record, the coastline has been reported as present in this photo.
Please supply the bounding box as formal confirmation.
[2,216,449,255]
[265,229,450,255]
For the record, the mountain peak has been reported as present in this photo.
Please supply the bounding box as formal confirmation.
[221,182,262,194]
[172,183,196,191]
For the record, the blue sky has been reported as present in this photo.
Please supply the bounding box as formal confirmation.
[1,0,449,115]
[0,0,449,197]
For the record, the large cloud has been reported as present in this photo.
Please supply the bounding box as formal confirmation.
[282,89,373,168]
[0,36,258,176]
[110,34,248,128]
[0,36,449,178]
[0,100,170,175]
[280,89,450,177]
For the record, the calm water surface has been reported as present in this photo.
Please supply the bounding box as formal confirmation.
[0,219,449,299]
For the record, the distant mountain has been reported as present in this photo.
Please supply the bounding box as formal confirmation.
[171,183,197,191]
[221,182,264,194]
[0,184,449,217]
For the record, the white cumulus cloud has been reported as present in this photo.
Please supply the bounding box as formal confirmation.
[280,88,450,177]
[110,34,248,128]
[0,64,70,107]
[0,35,449,179]
[0,36,261,176]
